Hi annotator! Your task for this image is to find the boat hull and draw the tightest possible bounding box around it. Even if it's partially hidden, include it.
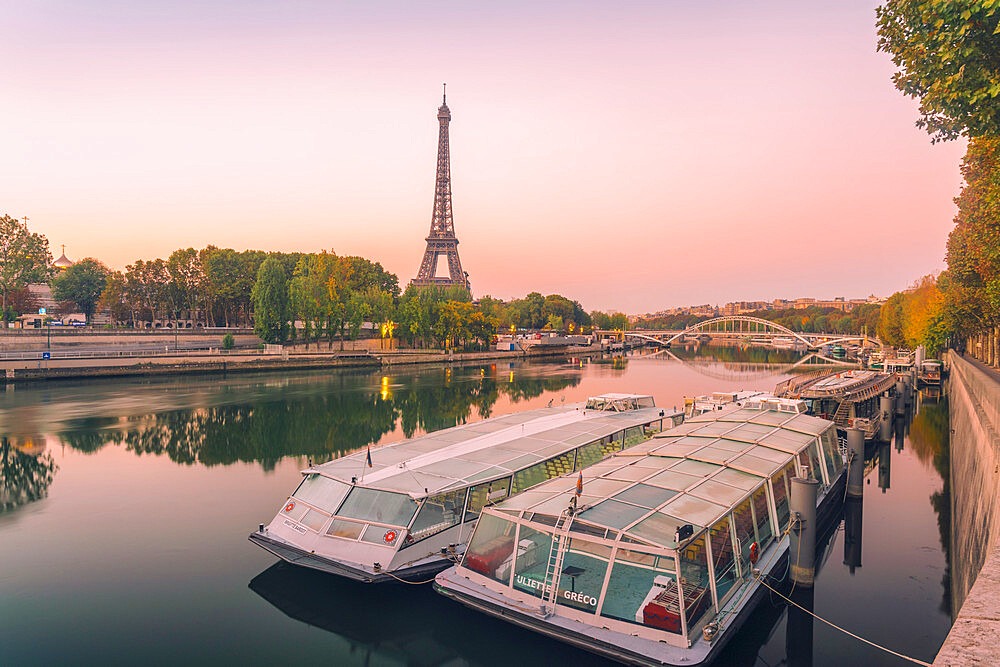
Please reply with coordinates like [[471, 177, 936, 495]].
[[434, 470, 846, 666], [248, 531, 454, 584]]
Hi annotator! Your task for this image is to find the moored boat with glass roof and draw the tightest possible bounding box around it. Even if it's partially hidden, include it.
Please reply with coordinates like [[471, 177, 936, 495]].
[[775, 369, 894, 441], [250, 393, 683, 583], [684, 390, 766, 418], [434, 397, 845, 666]]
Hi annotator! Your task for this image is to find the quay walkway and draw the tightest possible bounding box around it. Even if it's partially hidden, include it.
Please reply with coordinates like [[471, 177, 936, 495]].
[[0, 344, 604, 383], [934, 352, 1000, 666]]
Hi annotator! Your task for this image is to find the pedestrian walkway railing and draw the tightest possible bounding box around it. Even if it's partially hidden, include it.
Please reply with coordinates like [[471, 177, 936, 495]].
[[0, 348, 373, 361]]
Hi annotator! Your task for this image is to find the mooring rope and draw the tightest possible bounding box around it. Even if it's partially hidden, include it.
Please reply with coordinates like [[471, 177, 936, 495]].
[[379, 569, 439, 585], [753, 575, 933, 666]]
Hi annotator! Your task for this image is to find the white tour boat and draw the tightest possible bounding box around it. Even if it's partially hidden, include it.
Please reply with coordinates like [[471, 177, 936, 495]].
[[684, 390, 766, 418], [250, 393, 683, 583], [434, 397, 845, 665]]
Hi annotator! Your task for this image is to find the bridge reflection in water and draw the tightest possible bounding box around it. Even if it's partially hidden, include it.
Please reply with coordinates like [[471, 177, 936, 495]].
[[627, 343, 857, 383]]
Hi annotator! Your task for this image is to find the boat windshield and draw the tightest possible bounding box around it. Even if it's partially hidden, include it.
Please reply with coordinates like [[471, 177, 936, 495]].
[[334, 486, 419, 528], [291, 474, 352, 513]]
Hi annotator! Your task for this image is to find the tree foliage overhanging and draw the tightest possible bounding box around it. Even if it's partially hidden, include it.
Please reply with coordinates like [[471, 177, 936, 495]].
[[876, 0, 1000, 352], [877, 0, 1000, 143]]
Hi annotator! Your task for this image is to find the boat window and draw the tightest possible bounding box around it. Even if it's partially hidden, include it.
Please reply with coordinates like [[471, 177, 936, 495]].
[[325, 519, 364, 540], [797, 442, 826, 486], [512, 525, 554, 598], [613, 483, 678, 509], [731, 499, 755, 580], [525, 512, 558, 527], [335, 487, 418, 528], [280, 500, 308, 522], [463, 513, 516, 584], [511, 451, 575, 494], [292, 474, 351, 513], [678, 533, 713, 632], [624, 426, 647, 449], [408, 488, 466, 543], [751, 484, 774, 549], [300, 509, 328, 532], [575, 440, 605, 470], [465, 477, 512, 520], [578, 500, 650, 530], [569, 520, 611, 540], [638, 396, 655, 408], [360, 524, 400, 547], [709, 516, 737, 603], [712, 467, 763, 491], [626, 512, 693, 548], [644, 469, 702, 491], [609, 430, 625, 452], [601, 556, 681, 632], [820, 429, 843, 477], [771, 462, 794, 533], [555, 538, 610, 613], [660, 494, 728, 528]]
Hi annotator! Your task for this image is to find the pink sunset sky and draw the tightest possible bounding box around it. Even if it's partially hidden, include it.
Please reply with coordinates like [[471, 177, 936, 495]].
[[1, 1, 966, 313]]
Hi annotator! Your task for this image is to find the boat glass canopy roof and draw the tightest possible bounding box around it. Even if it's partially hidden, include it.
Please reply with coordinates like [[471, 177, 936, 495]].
[[483, 403, 836, 549], [312, 394, 666, 498]]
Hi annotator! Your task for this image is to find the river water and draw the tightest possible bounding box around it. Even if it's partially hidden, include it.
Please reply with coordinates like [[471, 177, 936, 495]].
[[0, 349, 952, 665]]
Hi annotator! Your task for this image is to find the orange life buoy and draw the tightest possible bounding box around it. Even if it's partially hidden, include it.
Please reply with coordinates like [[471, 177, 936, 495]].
[[284, 502, 295, 512], [383, 530, 397, 544], [750, 542, 759, 564]]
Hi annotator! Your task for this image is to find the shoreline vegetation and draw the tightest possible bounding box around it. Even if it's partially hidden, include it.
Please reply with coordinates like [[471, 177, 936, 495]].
[[0, 221, 628, 355]]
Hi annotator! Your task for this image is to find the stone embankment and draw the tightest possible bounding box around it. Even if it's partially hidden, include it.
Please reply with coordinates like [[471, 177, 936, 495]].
[[933, 352, 1000, 666], [1, 344, 603, 383]]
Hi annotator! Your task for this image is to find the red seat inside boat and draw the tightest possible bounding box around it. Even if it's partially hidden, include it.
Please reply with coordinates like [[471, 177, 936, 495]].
[[465, 536, 514, 577]]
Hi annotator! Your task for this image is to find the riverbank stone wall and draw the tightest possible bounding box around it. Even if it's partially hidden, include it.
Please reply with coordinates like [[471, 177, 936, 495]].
[[934, 352, 1000, 666]]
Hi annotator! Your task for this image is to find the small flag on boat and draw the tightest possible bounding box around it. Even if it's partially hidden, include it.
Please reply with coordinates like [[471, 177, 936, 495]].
[[576, 471, 583, 496], [366, 447, 373, 468]]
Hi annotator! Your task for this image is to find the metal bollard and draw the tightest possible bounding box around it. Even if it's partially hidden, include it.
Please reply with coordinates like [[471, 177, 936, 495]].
[[789, 476, 819, 587], [846, 427, 865, 499], [880, 394, 894, 442]]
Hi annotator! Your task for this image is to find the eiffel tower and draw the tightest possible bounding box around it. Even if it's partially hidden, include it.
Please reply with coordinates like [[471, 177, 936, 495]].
[[411, 84, 471, 293]]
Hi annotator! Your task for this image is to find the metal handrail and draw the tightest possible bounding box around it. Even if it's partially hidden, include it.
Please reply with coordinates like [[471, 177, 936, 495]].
[[0, 348, 373, 361]]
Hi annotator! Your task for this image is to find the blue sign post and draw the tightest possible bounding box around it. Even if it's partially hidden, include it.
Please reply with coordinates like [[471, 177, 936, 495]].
[[42, 352, 51, 360]]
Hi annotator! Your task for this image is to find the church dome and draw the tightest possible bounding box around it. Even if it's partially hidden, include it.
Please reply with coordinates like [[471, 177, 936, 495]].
[[53, 245, 73, 270]]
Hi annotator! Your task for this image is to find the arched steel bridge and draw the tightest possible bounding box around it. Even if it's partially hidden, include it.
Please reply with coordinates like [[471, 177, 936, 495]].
[[620, 347, 855, 382], [597, 315, 879, 350]]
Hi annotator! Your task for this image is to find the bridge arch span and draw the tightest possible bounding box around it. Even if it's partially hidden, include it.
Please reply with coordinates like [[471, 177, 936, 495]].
[[663, 316, 812, 347]]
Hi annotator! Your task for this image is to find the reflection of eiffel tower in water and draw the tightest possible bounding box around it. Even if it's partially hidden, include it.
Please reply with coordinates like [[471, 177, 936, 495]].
[[411, 84, 471, 293]]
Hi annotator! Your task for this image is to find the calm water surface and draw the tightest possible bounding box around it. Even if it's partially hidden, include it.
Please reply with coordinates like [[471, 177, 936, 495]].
[[0, 350, 951, 665]]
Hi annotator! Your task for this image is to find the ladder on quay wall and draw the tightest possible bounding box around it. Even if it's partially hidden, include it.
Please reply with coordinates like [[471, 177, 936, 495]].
[[541, 509, 573, 615]]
